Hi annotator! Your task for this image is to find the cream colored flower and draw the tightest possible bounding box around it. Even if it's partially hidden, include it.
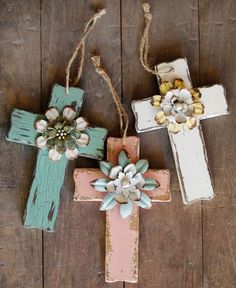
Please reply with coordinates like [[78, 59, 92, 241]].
[[151, 79, 204, 133], [91, 150, 160, 219], [35, 106, 89, 161]]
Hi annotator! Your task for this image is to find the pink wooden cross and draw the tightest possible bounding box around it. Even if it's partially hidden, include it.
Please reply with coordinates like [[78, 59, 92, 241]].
[[73, 136, 171, 283]]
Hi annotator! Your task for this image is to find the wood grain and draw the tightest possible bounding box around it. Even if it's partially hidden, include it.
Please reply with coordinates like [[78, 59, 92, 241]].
[[121, 0, 203, 287], [0, 0, 235, 287], [41, 0, 122, 287], [0, 1, 42, 287], [199, 0, 236, 287]]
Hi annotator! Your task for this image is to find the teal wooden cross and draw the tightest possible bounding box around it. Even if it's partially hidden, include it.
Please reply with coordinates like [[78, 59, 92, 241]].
[[7, 84, 107, 232]]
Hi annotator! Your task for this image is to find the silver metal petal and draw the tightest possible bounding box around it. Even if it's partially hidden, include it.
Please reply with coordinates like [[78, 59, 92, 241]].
[[175, 111, 187, 123], [109, 165, 122, 179], [120, 200, 132, 219]]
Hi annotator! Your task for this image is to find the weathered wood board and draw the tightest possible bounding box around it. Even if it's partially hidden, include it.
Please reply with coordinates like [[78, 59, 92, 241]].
[[74, 137, 171, 283], [7, 84, 107, 231], [132, 58, 229, 204]]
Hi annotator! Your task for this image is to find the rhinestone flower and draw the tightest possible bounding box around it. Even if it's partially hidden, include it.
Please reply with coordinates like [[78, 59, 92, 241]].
[[35, 106, 89, 161]]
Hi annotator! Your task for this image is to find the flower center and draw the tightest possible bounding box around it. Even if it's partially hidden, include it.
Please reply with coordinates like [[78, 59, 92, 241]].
[[56, 129, 68, 140], [173, 100, 187, 113], [121, 176, 131, 188]]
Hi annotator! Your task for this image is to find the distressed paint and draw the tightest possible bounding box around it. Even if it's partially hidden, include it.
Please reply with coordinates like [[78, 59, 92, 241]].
[[73, 169, 171, 202], [7, 109, 43, 146], [132, 58, 229, 204], [106, 137, 140, 283], [7, 84, 107, 231], [73, 136, 171, 283]]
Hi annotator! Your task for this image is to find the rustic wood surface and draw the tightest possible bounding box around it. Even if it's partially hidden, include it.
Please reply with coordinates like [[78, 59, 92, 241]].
[[0, 0, 235, 287]]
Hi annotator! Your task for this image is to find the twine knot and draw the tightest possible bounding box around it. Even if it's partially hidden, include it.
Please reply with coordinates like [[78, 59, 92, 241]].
[[142, 3, 152, 20], [96, 9, 106, 19]]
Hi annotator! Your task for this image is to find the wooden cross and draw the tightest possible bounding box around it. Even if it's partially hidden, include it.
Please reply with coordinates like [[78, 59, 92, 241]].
[[132, 58, 229, 204], [74, 136, 171, 283], [7, 84, 107, 232]]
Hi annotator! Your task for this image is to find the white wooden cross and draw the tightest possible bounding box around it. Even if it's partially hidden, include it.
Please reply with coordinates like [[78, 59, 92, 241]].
[[132, 58, 229, 204]]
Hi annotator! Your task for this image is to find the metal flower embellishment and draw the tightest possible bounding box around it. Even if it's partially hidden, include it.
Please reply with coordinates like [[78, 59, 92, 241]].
[[35, 106, 89, 161], [90, 150, 160, 219], [151, 79, 204, 133]]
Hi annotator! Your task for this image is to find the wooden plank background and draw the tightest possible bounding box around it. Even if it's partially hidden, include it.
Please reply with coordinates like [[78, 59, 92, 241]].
[[0, 0, 235, 287]]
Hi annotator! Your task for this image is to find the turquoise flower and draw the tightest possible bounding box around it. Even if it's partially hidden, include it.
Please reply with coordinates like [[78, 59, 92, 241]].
[[91, 150, 160, 218]]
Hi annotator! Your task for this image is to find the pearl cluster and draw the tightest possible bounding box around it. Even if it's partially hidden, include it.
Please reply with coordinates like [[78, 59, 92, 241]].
[[56, 129, 67, 140]]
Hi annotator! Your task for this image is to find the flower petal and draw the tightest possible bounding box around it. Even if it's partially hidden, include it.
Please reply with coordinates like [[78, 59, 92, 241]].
[[151, 95, 162, 107], [130, 177, 139, 186], [134, 173, 145, 188], [106, 181, 116, 192], [63, 106, 76, 120], [118, 172, 126, 181], [135, 192, 152, 209], [135, 159, 149, 174], [159, 81, 173, 95], [162, 103, 172, 116], [162, 91, 174, 104], [100, 192, 116, 211], [185, 117, 197, 129], [173, 79, 186, 89], [48, 148, 62, 161], [120, 200, 132, 219], [35, 119, 47, 133], [175, 111, 187, 124], [76, 117, 89, 131], [109, 165, 122, 179], [118, 150, 130, 168], [90, 178, 110, 192], [114, 193, 128, 204], [113, 178, 121, 186], [155, 111, 168, 125], [190, 88, 201, 101], [36, 136, 47, 149], [129, 189, 141, 201], [77, 133, 89, 147], [179, 89, 192, 104], [167, 122, 181, 134], [100, 161, 113, 176], [193, 102, 204, 116], [65, 148, 79, 160], [124, 163, 137, 175], [142, 178, 160, 190], [45, 107, 59, 121]]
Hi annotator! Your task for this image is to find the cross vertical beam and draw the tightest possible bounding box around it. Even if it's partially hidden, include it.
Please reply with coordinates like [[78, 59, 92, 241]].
[[74, 136, 171, 282]]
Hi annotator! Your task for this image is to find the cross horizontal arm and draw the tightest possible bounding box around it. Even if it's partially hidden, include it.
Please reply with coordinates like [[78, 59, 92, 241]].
[[199, 85, 229, 119], [7, 109, 42, 146], [132, 97, 161, 133], [74, 168, 171, 202], [78, 127, 108, 160]]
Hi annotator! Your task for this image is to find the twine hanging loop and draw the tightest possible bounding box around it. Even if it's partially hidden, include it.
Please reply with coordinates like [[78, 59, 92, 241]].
[[91, 55, 129, 146], [65, 9, 106, 95], [140, 3, 158, 76]]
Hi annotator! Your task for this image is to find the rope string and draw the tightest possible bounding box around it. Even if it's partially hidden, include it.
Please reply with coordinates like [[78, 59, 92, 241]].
[[140, 3, 157, 75], [65, 9, 106, 94], [91, 55, 129, 146]]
